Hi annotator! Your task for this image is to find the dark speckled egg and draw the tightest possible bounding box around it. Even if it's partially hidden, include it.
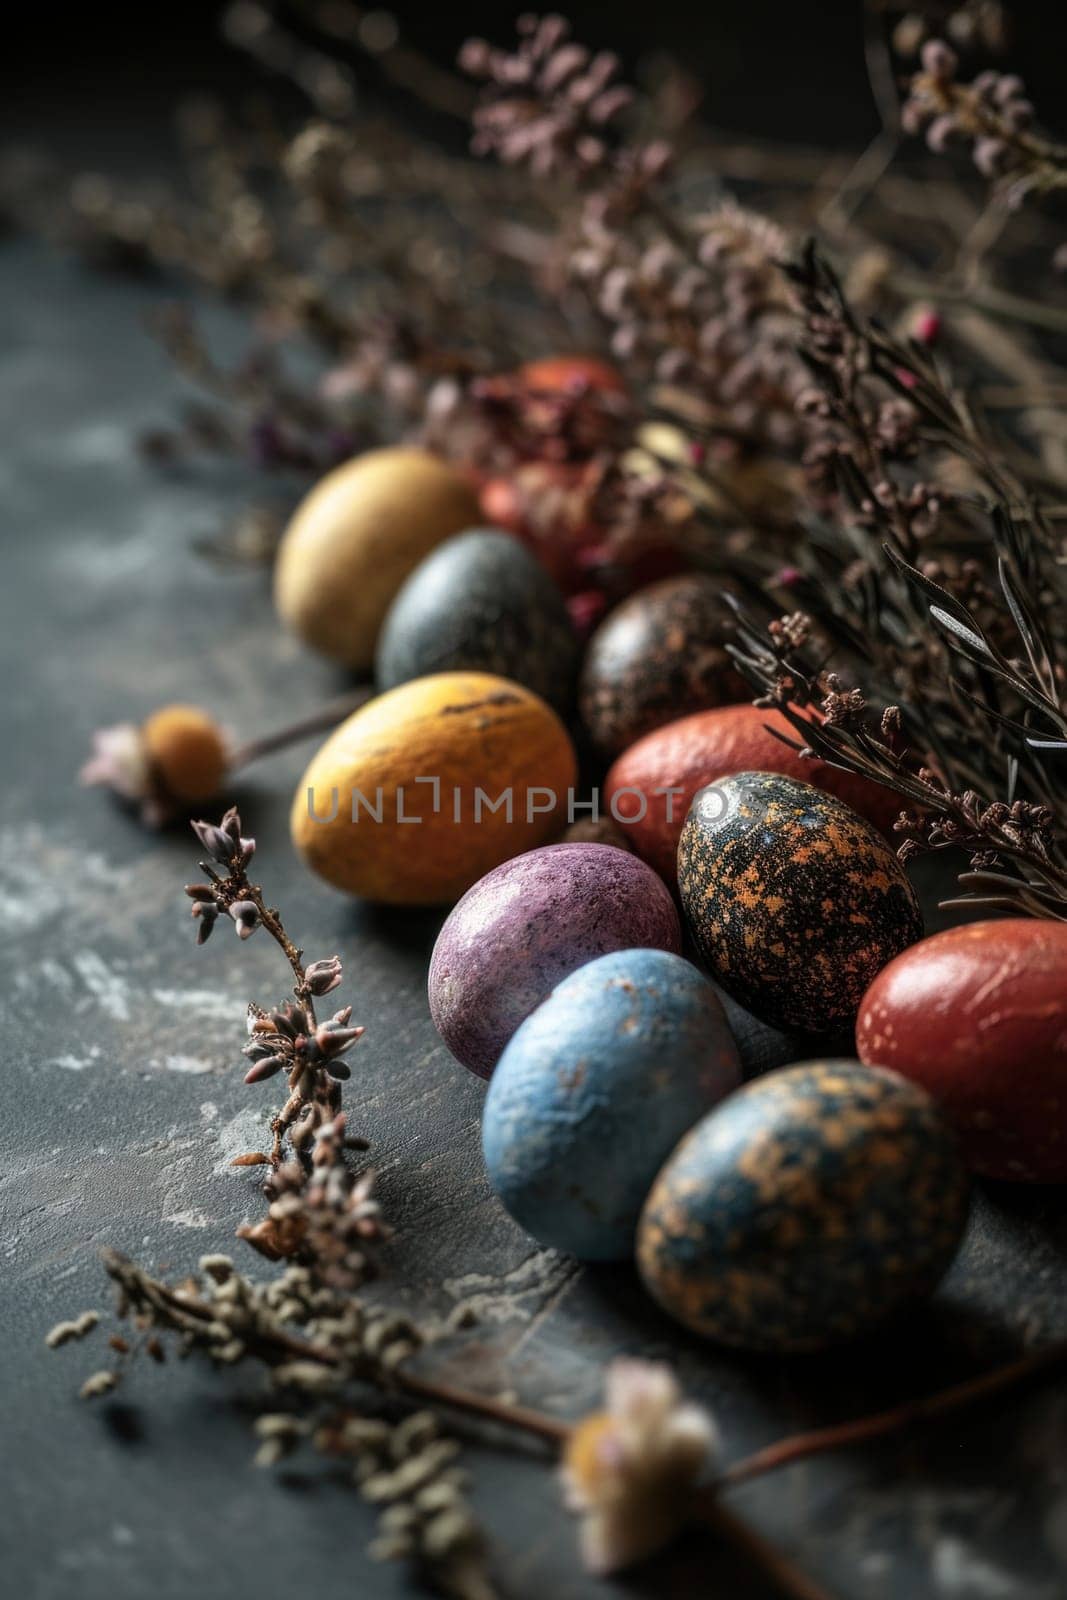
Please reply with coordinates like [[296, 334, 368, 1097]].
[[637, 1060, 969, 1350], [579, 575, 744, 759], [482, 949, 741, 1260], [678, 771, 922, 1033], [376, 529, 580, 713]]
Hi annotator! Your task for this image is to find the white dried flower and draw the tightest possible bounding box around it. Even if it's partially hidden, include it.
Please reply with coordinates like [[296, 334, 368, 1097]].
[[560, 1358, 718, 1574]]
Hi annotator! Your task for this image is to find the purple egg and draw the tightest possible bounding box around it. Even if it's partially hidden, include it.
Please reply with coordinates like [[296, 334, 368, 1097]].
[[428, 843, 682, 1078]]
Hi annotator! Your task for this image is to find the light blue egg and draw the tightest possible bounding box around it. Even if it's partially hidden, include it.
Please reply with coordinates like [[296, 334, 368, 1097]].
[[481, 948, 741, 1260]]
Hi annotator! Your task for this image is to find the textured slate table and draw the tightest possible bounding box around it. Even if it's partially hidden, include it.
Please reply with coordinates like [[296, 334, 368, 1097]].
[[3, 235, 1066, 1600]]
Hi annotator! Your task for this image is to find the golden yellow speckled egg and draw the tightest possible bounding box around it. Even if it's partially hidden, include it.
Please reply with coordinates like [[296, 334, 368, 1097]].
[[290, 671, 578, 905], [274, 448, 481, 670]]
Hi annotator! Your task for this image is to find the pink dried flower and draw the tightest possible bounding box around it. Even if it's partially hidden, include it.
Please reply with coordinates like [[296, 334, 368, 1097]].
[[561, 1359, 718, 1574]]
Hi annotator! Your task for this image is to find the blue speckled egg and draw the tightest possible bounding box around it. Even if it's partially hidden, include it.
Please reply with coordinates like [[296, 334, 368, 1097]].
[[482, 949, 741, 1261], [637, 1060, 969, 1350]]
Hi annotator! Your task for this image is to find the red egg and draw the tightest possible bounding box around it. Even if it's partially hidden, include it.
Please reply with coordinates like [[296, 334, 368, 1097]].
[[603, 703, 901, 886], [515, 354, 626, 395], [857, 919, 1067, 1183]]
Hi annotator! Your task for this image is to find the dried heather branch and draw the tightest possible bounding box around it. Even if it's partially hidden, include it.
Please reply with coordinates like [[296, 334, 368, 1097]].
[[184, 807, 364, 1161], [903, 40, 1067, 213]]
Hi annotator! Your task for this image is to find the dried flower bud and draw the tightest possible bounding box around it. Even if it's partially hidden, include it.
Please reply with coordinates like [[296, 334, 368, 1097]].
[[244, 1054, 287, 1085], [192, 817, 237, 864], [304, 955, 343, 996], [562, 1359, 718, 1574], [921, 39, 958, 82], [229, 900, 260, 940]]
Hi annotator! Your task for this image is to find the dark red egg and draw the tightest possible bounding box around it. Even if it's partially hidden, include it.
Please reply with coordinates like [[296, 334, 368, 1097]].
[[604, 703, 902, 887], [857, 919, 1067, 1183]]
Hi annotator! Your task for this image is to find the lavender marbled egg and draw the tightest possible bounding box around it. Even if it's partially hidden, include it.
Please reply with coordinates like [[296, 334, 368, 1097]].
[[428, 844, 682, 1078], [483, 949, 741, 1259]]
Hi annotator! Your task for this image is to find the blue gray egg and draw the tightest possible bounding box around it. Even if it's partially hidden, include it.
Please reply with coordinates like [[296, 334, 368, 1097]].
[[637, 1060, 969, 1350], [375, 528, 580, 712], [481, 948, 741, 1260]]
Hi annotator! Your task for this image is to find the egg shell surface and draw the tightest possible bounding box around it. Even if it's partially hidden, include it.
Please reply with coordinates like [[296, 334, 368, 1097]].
[[482, 949, 741, 1259], [605, 703, 901, 886], [579, 575, 745, 759], [677, 771, 922, 1033], [376, 529, 579, 712], [291, 672, 577, 906], [429, 843, 682, 1078], [857, 918, 1067, 1182], [637, 1060, 969, 1350], [274, 448, 480, 670]]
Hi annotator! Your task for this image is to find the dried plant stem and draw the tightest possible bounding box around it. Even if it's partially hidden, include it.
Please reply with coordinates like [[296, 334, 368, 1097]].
[[698, 1502, 840, 1600], [715, 1336, 1067, 1491], [227, 686, 373, 771], [102, 1249, 1067, 1506]]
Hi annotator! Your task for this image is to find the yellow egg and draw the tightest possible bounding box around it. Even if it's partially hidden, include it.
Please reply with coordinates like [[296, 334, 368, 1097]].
[[291, 672, 578, 905], [274, 448, 480, 670]]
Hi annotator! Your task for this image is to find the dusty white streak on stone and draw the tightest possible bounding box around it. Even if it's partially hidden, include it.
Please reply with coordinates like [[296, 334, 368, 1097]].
[[151, 986, 239, 1022], [74, 950, 131, 1020], [164, 1208, 213, 1229], [159, 1054, 215, 1076], [932, 1538, 1049, 1598], [214, 1106, 272, 1174], [442, 1248, 575, 1324], [49, 1050, 102, 1071]]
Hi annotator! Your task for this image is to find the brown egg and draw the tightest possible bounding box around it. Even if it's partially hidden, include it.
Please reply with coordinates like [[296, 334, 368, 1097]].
[[579, 576, 745, 759], [605, 703, 902, 887], [857, 919, 1067, 1182], [290, 671, 577, 905], [274, 448, 480, 670]]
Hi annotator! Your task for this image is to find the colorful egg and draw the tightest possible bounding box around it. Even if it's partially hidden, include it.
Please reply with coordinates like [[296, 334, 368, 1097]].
[[482, 949, 741, 1259], [579, 576, 744, 759], [429, 843, 682, 1078], [605, 703, 902, 886], [678, 772, 922, 1033], [274, 448, 480, 670], [515, 354, 627, 395], [375, 529, 579, 712], [857, 919, 1067, 1183], [291, 672, 576, 905], [637, 1060, 969, 1350]]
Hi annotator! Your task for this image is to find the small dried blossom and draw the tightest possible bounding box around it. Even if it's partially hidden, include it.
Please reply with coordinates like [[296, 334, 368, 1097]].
[[80, 704, 229, 826], [902, 42, 1067, 213], [561, 1359, 718, 1575], [239, 1115, 385, 1288]]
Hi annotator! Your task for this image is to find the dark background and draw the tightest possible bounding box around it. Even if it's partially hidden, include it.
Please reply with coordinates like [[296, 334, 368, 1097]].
[[6, 0, 1067, 160]]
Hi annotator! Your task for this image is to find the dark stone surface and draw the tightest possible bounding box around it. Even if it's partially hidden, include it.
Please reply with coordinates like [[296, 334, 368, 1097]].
[[2, 236, 1066, 1600]]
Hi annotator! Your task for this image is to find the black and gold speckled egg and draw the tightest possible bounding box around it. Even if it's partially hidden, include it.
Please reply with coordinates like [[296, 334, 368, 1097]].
[[579, 575, 744, 759], [678, 771, 922, 1033], [636, 1060, 969, 1350]]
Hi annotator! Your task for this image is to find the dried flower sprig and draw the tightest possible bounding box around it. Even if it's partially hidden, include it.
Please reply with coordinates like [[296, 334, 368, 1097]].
[[185, 807, 363, 1160], [53, 1250, 1067, 1600], [726, 594, 1067, 919], [903, 39, 1067, 212]]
